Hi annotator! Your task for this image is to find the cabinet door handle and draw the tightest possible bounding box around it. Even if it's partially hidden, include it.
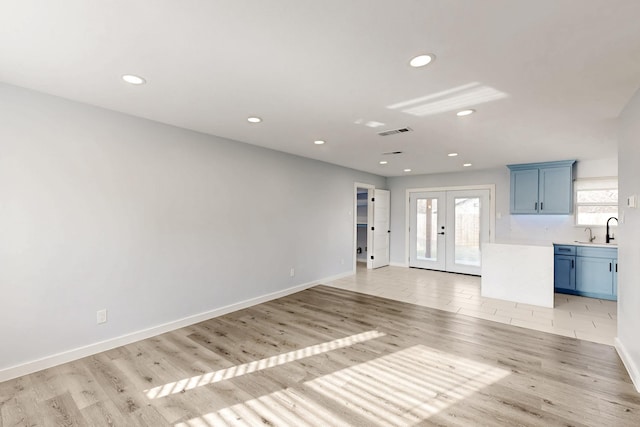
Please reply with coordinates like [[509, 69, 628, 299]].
[[609, 262, 612, 272], [540, 202, 543, 210], [616, 263, 618, 273], [534, 202, 538, 210], [559, 248, 570, 252], [571, 259, 574, 268]]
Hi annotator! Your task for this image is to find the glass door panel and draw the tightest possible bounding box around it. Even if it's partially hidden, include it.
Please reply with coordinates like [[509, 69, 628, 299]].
[[445, 190, 489, 275], [453, 197, 481, 267], [410, 192, 445, 270], [416, 198, 438, 261]]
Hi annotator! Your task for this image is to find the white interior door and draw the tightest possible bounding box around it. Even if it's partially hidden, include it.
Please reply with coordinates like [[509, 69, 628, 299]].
[[410, 189, 490, 275], [370, 189, 390, 269], [409, 192, 446, 270]]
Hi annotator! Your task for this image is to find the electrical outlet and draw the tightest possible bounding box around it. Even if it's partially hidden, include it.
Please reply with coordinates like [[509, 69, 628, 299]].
[[97, 309, 107, 324], [290, 267, 295, 277]]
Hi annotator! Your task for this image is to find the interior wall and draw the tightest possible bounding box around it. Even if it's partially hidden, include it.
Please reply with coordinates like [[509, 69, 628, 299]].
[[617, 87, 640, 389], [0, 83, 385, 373], [387, 158, 617, 266]]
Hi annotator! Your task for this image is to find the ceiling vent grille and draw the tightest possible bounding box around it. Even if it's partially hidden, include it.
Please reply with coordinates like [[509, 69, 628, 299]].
[[378, 127, 412, 136]]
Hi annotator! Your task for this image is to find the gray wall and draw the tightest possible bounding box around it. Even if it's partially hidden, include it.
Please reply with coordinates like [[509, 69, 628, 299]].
[[387, 159, 617, 265], [0, 83, 385, 372], [618, 87, 640, 387]]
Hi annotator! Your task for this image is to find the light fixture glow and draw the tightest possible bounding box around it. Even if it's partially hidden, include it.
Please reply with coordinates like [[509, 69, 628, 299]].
[[448, 153, 458, 157], [457, 109, 476, 117], [463, 163, 472, 167], [379, 161, 388, 165], [409, 54, 435, 68], [404, 169, 412, 172], [314, 140, 326, 145], [122, 74, 146, 85], [247, 117, 262, 123]]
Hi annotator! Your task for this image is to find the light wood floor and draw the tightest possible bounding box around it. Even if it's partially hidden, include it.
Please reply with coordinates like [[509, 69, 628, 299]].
[[1, 285, 638, 426], [328, 264, 617, 346]]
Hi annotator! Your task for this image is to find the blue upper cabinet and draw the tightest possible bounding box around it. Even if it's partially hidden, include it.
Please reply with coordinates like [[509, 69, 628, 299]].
[[511, 169, 539, 213], [508, 160, 575, 214]]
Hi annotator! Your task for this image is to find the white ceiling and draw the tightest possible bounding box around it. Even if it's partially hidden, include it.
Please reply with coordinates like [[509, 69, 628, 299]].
[[1, 1, 639, 177]]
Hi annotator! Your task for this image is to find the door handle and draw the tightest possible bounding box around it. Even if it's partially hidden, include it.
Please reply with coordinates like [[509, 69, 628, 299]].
[[571, 260, 574, 268], [609, 262, 612, 272], [438, 232, 445, 235], [540, 202, 543, 210], [535, 202, 538, 210]]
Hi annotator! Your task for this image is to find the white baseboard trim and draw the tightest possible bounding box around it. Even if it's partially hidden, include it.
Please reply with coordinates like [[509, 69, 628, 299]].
[[0, 273, 349, 383], [318, 270, 354, 283], [390, 261, 409, 267], [615, 337, 640, 393]]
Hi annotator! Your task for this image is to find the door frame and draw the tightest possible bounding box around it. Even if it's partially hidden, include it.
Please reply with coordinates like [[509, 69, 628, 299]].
[[354, 182, 376, 273], [404, 184, 496, 268]]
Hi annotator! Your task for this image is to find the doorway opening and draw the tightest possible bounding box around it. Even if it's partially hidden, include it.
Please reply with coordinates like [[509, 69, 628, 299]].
[[354, 183, 390, 273], [356, 188, 369, 265]]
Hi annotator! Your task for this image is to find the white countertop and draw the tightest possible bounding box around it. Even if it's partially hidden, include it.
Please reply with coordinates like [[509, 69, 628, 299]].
[[490, 240, 618, 249], [554, 241, 618, 249]]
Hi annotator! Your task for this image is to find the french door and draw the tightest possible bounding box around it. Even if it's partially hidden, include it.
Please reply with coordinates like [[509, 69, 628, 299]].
[[409, 189, 490, 275]]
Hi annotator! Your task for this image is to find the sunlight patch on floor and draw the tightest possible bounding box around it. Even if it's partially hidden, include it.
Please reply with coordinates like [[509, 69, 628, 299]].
[[305, 344, 510, 425], [145, 330, 386, 399], [174, 345, 510, 426]]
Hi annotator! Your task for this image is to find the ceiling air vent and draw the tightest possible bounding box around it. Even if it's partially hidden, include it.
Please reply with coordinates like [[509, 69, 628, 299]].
[[378, 127, 413, 136]]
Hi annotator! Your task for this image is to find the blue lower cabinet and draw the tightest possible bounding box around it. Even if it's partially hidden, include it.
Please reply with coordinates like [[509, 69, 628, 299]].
[[554, 255, 576, 291], [553, 244, 617, 300], [576, 257, 614, 298]]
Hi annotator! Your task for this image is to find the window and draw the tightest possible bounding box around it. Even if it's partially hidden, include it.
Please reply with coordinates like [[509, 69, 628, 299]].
[[574, 178, 618, 226]]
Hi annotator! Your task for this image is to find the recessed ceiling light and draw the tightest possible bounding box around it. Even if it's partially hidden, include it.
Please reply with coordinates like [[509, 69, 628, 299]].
[[379, 161, 388, 165], [247, 117, 262, 123], [122, 74, 146, 85], [409, 54, 435, 68], [314, 140, 326, 145], [448, 153, 458, 157], [404, 168, 412, 172], [457, 109, 476, 117], [463, 163, 472, 167]]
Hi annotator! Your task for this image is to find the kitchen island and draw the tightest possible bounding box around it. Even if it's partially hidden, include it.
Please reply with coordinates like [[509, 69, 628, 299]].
[[481, 241, 554, 308]]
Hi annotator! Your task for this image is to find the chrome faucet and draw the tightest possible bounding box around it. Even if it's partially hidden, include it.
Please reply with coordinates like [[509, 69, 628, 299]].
[[584, 227, 596, 243], [606, 217, 618, 243]]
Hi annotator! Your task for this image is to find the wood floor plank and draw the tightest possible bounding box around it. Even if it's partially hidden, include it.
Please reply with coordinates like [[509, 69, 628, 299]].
[[1, 281, 639, 426], [40, 391, 88, 426], [1, 388, 46, 427]]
